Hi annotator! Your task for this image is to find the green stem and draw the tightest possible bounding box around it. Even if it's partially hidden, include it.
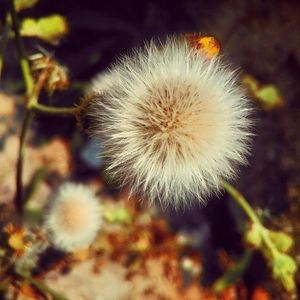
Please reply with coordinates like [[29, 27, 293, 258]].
[[222, 181, 260, 224], [8, 0, 77, 217], [222, 181, 278, 259], [23, 167, 48, 206], [15, 110, 34, 215], [6, 0, 34, 96], [260, 227, 279, 259], [15, 103, 75, 215], [15, 269, 69, 300], [31, 103, 77, 115], [7, 0, 37, 217], [213, 249, 253, 292], [0, 14, 10, 79]]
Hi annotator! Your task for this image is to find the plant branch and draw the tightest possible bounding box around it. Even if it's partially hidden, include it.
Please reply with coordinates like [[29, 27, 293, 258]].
[[222, 181, 278, 258], [23, 167, 48, 206], [0, 14, 10, 79], [8, 0, 77, 217], [7, 0, 36, 217], [6, 0, 34, 96], [31, 103, 78, 115], [8, 0, 35, 216], [222, 181, 260, 224], [15, 110, 34, 215], [213, 249, 253, 292], [15, 269, 69, 300]]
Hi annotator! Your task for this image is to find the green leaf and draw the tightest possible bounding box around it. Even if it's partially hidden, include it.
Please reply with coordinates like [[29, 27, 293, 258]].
[[14, 0, 39, 11], [255, 85, 283, 110], [271, 252, 297, 292], [242, 75, 283, 110], [23, 167, 48, 206], [269, 230, 294, 253], [242, 75, 259, 93], [213, 249, 253, 292], [104, 207, 132, 224], [20, 15, 68, 44], [244, 223, 262, 249]]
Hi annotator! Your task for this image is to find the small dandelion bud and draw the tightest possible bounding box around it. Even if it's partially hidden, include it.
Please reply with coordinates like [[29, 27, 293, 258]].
[[45, 183, 102, 252], [244, 223, 262, 249], [89, 37, 252, 207], [268, 231, 294, 253], [271, 252, 297, 292]]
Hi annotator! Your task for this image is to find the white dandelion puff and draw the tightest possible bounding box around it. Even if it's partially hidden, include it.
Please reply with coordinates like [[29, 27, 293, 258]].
[[45, 183, 102, 252], [89, 37, 253, 207]]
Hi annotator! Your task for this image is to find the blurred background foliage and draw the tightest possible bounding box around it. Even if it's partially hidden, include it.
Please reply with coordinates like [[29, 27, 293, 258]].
[[1, 0, 300, 299]]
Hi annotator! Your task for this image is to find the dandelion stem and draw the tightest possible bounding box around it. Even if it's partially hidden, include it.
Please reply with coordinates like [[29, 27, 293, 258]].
[[0, 14, 10, 80], [8, 0, 77, 216], [7, 0, 37, 217], [222, 181, 278, 258], [13, 100, 76, 217], [222, 181, 260, 224], [15, 269, 69, 300], [15, 110, 34, 215]]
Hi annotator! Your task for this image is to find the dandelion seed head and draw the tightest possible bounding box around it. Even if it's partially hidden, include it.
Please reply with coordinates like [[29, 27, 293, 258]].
[[89, 37, 253, 207], [55, 200, 89, 234], [45, 183, 102, 251]]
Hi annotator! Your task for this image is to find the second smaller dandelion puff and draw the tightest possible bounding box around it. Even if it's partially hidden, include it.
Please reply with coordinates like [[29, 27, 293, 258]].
[[45, 183, 102, 252]]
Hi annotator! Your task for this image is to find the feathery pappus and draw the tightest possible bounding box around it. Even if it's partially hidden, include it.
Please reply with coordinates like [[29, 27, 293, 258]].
[[89, 37, 252, 207], [45, 183, 102, 251]]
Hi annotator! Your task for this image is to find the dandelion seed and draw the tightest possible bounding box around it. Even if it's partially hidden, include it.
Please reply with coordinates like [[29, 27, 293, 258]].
[[89, 37, 252, 207], [45, 183, 102, 251]]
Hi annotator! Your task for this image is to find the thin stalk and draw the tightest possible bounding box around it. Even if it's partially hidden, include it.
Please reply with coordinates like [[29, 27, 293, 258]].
[[259, 226, 279, 259], [7, 0, 36, 217], [15, 269, 69, 300], [6, 0, 34, 95], [0, 15, 10, 79], [213, 249, 253, 292], [15, 110, 34, 215], [23, 167, 48, 205], [31, 103, 78, 115], [222, 181, 278, 259], [222, 181, 260, 224], [8, 0, 77, 217]]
